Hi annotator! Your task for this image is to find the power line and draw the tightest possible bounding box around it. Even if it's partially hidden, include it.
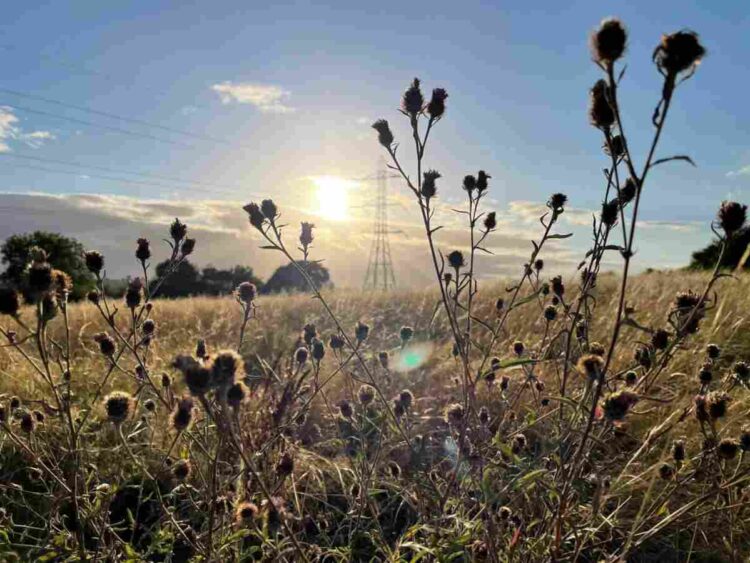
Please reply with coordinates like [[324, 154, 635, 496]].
[[0, 87, 245, 148], [1, 102, 196, 148], [0, 152, 246, 192]]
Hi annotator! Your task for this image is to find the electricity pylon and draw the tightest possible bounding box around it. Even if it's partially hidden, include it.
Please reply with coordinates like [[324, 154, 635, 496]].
[[363, 165, 397, 290]]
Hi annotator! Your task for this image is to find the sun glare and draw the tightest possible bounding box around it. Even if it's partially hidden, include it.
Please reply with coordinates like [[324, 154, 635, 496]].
[[313, 176, 351, 220]]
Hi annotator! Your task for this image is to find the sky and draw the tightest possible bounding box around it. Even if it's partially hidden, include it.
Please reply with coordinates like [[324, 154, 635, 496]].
[[0, 0, 748, 287]]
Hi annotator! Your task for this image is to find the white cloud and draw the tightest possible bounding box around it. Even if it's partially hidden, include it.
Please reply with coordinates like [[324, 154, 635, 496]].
[[0, 106, 55, 151], [727, 165, 750, 178], [211, 82, 295, 114]]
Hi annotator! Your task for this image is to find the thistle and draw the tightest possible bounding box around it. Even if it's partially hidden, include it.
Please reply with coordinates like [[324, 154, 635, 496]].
[[104, 391, 134, 424]]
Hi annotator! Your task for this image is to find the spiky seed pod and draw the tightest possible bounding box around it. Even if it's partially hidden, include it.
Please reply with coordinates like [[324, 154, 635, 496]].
[[535, 380, 545, 392], [672, 440, 686, 462], [500, 375, 510, 391], [378, 351, 389, 369], [210, 350, 244, 389], [87, 290, 100, 305], [591, 18, 627, 64], [544, 305, 557, 322], [462, 175, 477, 193], [142, 319, 155, 336], [589, 79, 615, 130], [490, 357, 502, 373], [483, 211, 497, 231], [226, 382, 248, 408], [706, 391, 730, 421], [635, 346, 652, 369], [606, 134, 625, 157], [181, 238, 196, 257], [184, 365, 212, 396], [83, 250, 105, 277], [694, 395, 709, 423], [476, 170, 491, 193], [445, 403, 464, 426], [541, 398, 550, 407], [234, 502, 259, 526], [399, 389, 414, 410], [295, 347, 309, 366], [734, 361, 750, 383], [169, 218, 188, 243], [39, 293, 58, 322], [302, 323, 317, 345], [0, 405, 6, 423], [600, 198, 619, 228], [478, 406, 490, 426], [358, 384, 375, 406], [143, 399, 156, 412], [548, 193, 568, 212], [104, 392, 133, 424], [659, 463, 675, 480], [28, 262, 53, 296], [170, 397, 195, 432], [161, 373, 172, 388], [261, 199, 278, 220], [172, 459, 191, 481], [372, 119, 394, 148], [602, 390, 639, 421], [699, 365, 712, 384], [94, 333, 116, 357], [427, 88, 448, 119], [495, 298, 504, 312], [620, 178, 637, 204], [534, 259, 544, 271], [10, 396, 20, 410], [551, 276, 565, 298], [338, 400, 353, 419], [135, 238, 151, 263], [392, 398, 405, 418], [654, 30, 706, 76], [329, 334, 345, 350], [651, 329, 669, 351], [706, 344, 721, 359], [299, 222, 315, 249], [624, 371, 637, 386], [740, 426, 750, 452], [276, 452, 294, 477], [511, 434, 527, 454], [355, 321, 369, 342], [578, 354, 605, 379], [311, 339, 325, 362], [51, 269, 73, 298], [243, 202, 266, 229], [447, 250, 466, 269], [513, 341, 525, 356], [717, 438, 740, 460], [717, 201, 747, 236], [233, 282, 257, 307], [421, 170, 441, 199], [20, 411, 36, 433], [402, 78, 424, 117], [399, 326, 414, 344], [124, 278, 143, 310]]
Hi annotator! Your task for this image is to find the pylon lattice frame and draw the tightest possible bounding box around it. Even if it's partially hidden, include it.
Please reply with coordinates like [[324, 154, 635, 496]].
[[363, 168, 396, 290]]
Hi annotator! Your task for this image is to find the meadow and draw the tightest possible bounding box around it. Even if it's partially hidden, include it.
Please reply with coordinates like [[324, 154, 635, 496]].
[[2, 17, 750, 563]]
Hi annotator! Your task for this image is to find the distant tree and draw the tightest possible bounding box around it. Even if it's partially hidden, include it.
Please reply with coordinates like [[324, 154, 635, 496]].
[[152, 259, 202, 298], [689, 227, 750, 270], [0, 231, 95, 300], [261, 262, 331, 294], [201, 265, 263, 295]]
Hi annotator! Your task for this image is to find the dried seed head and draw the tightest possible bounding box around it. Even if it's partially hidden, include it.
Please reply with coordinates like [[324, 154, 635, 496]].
[[402, 78, 424, 117], [295, 347, 309, 366], [698, 364, 712, 384], [600, 198, 620, 228], [170, 218, 188, 243], [462, 175, 477, 193], [706, 343, 721, 359], [338, 400, 353, 419], [513, 341, 525, 356], [577, 354, 605, 379], [589, 79, 615, 130], [634, 346, 652, 369], [184, 364, 212, 396], [620, 178, 637, 204], [548, 193, 568, 212], [28, 261, 53, 296], [388, 461, 401, 478], [261, 199, 278, 220], [606, 134, 625, 157], [476, 170, 491, 192], [421, 170, 441, 199], [706, 391, 730, 420], [495, 298, 504, 312], [427, 88, 448, 119], [651, 329, 669, 351], [87, 290, 100, 305], [591, 18, 627, 64], [478, 406, 490, 426], [243, 202, 266, 229], [143, 399, 156, 413], [0, 405, 6, 423], [511, 434, 527, 454], [355, 321, 369, 342], [172, 459, 191, 481], [658, 463, 674, 480], [447, 250, 466, 269], [483, 211, 497, 231], [551, 276, 565, 298], [299, 222, 315, 250], [276, 451, 294, 477], [0, 287, 21, 317], [94, 332, 116, 357], [236, 281, 257, 304], [589, 342, 606, 356], [399, 389, 414, 410], [445, 403, 465, 425], [303, 323, 317, 345], [84, 250, 105, 276], [135, 238, 151, 263], [399, 326, 414, 344], [234, 501, 259, 526], [717, 438, 739, 460], [602, 390, 639, 421], [329, 334, 345, 350], [142, 319, 156, 336], [392, 398, 405, 418], [226, 382, 248, 408], [358, 384, 375, 406], [654, 30, 705, 76], [733, 361, 750, 382], [740, 426, 750, 452], [543, 305, 557, 322], [20, 411, 36, 433], [372, 119, 394, 148], [195, 339, 207, 360], [534, 259, 544, 271], [170, 397, 195, 432], [378, 350, 389, 369], [717, 201, 747, 237], [311, 338, 325, 361], [500, 375, 510, 391], [694, 394, 709, 422], [104, 391, 133, 424], [125, 278, 144, 309], [210, 350, 244, 389], [498, 506, 512, 520], [161, 373, 172, 388]]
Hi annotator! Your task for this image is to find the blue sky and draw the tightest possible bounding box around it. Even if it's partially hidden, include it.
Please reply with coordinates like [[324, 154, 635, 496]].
[[0, 1, 748, 285]]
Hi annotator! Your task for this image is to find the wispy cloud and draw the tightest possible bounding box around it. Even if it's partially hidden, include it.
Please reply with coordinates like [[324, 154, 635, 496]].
[[726, 165, 750, 178], [211, 82, 295, 114], [0, 106, 56, 152]]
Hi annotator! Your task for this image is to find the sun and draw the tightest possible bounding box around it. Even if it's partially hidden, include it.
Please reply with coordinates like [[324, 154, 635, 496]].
[[313, 176, 352, 220]]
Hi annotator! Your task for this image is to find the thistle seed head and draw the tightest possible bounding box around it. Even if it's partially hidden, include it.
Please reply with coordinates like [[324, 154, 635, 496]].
[[591, 18, 627, 65], [372, 119, 394, 148], [427, 88, 448, 119], [654, 30, 705, 76], [104, 391, 133, 424]]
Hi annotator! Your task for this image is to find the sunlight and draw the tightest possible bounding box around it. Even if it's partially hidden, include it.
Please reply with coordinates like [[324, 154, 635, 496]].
[[313, 176, 352, 220]]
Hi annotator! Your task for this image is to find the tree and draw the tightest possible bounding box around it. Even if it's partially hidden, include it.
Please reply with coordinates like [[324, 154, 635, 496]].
[[149, 260, 264, 298], [0, 231, 95, 301], [152, 259, 202, 298], [261, 262, 331, 294], [689, 227, 750, 270], [201, 265, 263, 295]]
